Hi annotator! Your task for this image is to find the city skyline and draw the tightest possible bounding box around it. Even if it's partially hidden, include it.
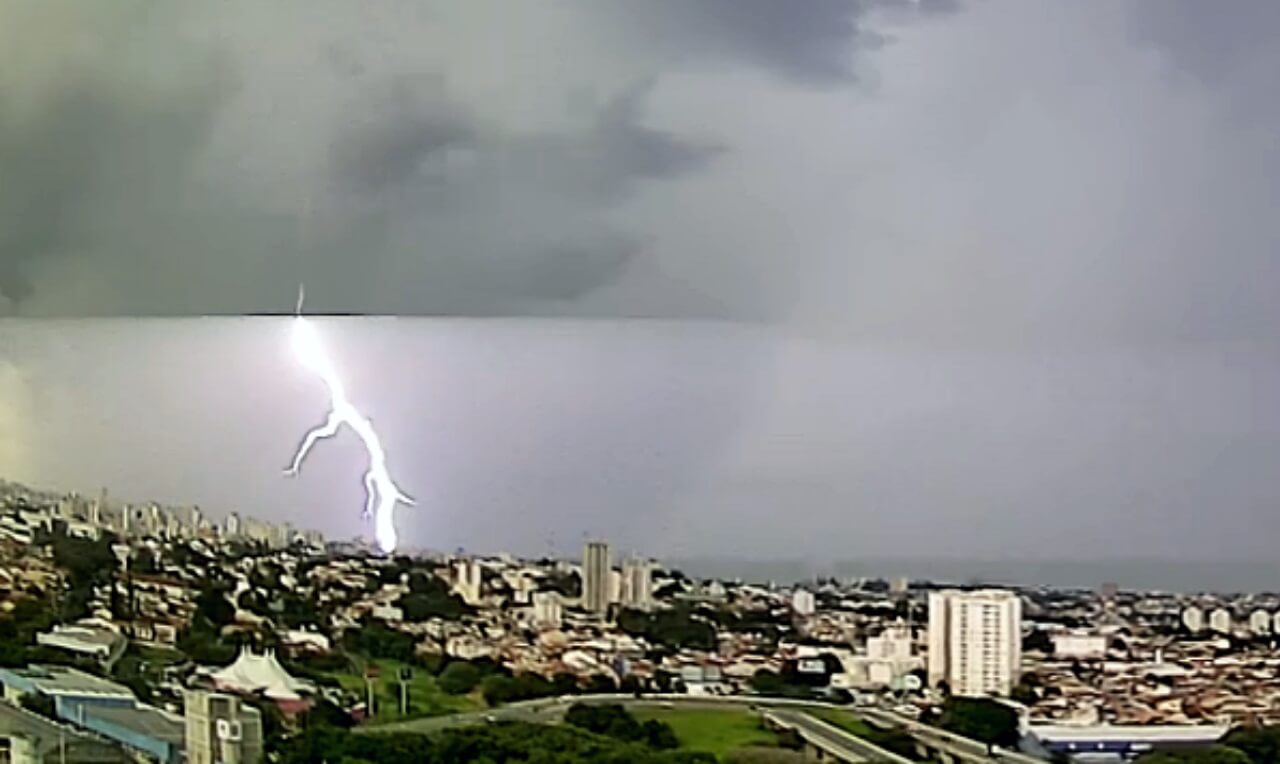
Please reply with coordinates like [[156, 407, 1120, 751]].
[[5, 318, 1280, 563]]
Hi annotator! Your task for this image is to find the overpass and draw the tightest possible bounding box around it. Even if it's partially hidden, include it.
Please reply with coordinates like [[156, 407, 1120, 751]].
[[765, 708, 915, 763], [858, 707, 1043, 764], [362, 694, 1048, 764]]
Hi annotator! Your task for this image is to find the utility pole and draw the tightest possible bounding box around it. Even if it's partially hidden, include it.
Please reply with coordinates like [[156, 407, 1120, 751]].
[[399, 666, 412, 716], [364, 664, 379, 719]]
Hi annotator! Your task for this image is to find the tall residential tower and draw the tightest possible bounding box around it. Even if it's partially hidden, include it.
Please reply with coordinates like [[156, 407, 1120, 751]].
[[927, 589, 1022, 697], [582, 541, 611, 614]]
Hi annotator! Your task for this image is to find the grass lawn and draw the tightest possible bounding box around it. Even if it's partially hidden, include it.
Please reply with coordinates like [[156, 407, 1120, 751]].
[[326, 657, 483, 724], [633, 707, 779, 759]]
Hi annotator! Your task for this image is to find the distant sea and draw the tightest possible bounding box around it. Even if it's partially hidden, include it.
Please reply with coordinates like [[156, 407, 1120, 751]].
[[664, 557, 1280, 595]]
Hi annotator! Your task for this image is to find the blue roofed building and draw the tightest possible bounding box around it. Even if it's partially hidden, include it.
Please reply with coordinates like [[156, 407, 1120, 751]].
[[0, 700, 128, 763], [62, 701, 185, 764], [0, 666, 135, 718], [0, 665, 185, 763], [1021, 724, 1231, 762]]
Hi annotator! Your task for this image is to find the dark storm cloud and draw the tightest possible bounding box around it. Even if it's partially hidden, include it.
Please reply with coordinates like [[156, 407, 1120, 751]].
[[2, 0, 1278, 347], [0, 0, 895, 316], [611, 0, 871, 82], [1129, 0, 1280, 83], [330, 77, 475, 195], [0, 76, 224, 303], [602, 0, 958, 83]]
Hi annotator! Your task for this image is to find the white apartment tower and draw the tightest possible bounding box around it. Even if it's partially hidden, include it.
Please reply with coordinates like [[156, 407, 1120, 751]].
[[225, 512, 241, 539], [621, 558, 654, 611], [927, 589, 1022, 697], [792, 589, 816, 617], [453, 559, 483, 606], [582, 541, 611, 614], [532, 591, 563, 629]]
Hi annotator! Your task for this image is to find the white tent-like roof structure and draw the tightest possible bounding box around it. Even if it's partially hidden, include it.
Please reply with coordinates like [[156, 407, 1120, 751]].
[[209, 648, 313, 700]]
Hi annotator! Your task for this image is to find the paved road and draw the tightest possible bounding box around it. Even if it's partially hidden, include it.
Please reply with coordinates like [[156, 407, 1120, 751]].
[[365, 698, 566, 734], [768, 709, 915, 764]]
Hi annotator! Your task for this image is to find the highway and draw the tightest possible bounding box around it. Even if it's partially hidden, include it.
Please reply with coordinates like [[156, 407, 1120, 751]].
[[858, 707, 1043, 764], [767, 708, 915, 764]]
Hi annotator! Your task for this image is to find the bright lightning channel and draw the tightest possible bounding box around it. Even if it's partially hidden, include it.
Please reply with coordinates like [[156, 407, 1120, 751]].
[[283, 285, 413, 553]]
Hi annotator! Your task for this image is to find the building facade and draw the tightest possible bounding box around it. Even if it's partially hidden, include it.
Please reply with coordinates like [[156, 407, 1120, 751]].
[[452, 559, 483, 606], [927, 589, 1022, 697], [620, 559, 653, 611], [532, 591, 562, 629], [582, 541, 611, 614], [183, 690, 263, 764], [792, 589, 816, 617]]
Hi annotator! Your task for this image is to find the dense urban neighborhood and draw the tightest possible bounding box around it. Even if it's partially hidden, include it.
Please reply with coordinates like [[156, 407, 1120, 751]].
[[3, 478, 1280, 764]]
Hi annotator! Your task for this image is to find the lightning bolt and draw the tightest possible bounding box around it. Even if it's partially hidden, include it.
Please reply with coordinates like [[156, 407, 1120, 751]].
[[283, 285, 413, 553]]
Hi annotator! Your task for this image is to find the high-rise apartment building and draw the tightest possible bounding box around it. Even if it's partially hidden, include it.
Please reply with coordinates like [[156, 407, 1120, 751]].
[[453, 559, 483, 606], [532, 591, 562, 629], [927, 589, 1021, 697], [183, 689, 264, 764], [1209, 608, 1232, 634], [582, 541, 611, 614], [867, 623, 913, 661], [621, 558, 654, 611], [792, 589, 816, 617]]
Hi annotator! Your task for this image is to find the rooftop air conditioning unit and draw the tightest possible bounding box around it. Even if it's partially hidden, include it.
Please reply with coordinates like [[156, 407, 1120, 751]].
[[216, 719, 242, 741]]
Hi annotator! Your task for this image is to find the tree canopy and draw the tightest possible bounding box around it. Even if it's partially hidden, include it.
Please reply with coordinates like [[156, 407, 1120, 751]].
[[564, 704, 679, 750], [938, 698, 1020, 750], [1221, 727, 1280, 764], [274, 721, 714, 764], [617, 606, 717, 652], [1137, 747, 1254, 764]]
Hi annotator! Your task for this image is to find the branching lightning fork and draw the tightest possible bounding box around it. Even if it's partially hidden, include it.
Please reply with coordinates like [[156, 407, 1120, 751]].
[[283, 285, 413, 552]]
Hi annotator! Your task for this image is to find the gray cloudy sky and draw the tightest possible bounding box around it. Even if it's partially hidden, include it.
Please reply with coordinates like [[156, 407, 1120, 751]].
[[2, 1, 1279, 560]]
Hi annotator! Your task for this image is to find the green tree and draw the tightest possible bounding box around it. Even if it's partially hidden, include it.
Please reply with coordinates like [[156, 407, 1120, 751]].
[[131, 547, 159, 575], [194, 586, 235, 630], [1137, 747, 1253, 764], [553, 671, 580, 695], [585, 674, 618, 694], [481, 673, 556, 706], [543, 571, 582, 599], [344, 622, 415, 662], [177, 628, 237, 665], [274, 721, 715, 764], [480, 675, 516, 706], [437, 661, 484, 695], [616, 606, 717, 652], [642, 719, 679, 750], [938, 698, 1020, 751], [1222, 726, 1280, 764], [566, 703, 643, 740], [1011, 681, 1039, 705], [749, 669, 811, 700], [1022, 629, 1053, 653]]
